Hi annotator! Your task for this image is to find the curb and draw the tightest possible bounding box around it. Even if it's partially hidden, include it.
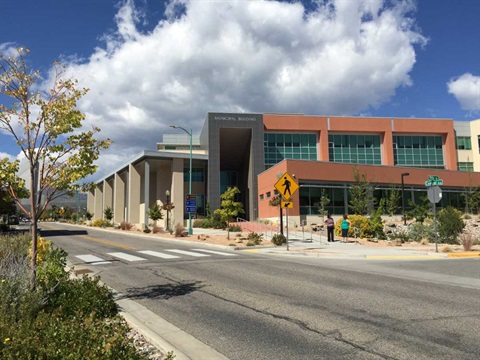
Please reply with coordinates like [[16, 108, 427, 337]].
[[446, 252, 480, 258]]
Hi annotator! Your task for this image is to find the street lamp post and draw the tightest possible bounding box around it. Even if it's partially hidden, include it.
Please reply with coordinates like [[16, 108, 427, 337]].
[[165, 190, 170, 231], [169, 125, 193, 235], [401, 172, 410, 226]]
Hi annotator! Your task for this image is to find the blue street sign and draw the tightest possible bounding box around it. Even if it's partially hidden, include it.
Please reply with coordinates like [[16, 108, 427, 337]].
[[186, 206, 196, 213], [186, 200, 196, 206]]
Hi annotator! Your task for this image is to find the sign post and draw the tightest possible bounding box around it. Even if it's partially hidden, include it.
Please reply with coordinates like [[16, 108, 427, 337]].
[[425, 176, 443, 253], [274, 172, 299, 250]]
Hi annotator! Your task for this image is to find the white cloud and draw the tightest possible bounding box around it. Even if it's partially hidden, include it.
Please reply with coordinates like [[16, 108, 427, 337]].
[[41, 0, 426, 181], [447, 73, 480, 112]]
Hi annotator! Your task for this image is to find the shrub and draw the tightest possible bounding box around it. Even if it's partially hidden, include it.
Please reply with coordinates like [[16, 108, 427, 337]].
[[420, 238, 429, 245], [92, 218, 111, 228], [271, 233, 286, 246], [152, 225, 164, 234], [437, 206, 465, 244], [143, 228, 151, 233], [459, 232, 476, 251], [120, 221, 133, 230], [194, 213, 225, 229], [104, 207, 114, 221], [174, 223, 186, 237], [247, 232, 262, 245], [387, 228, 410, 243], [440, 245, 453, 253], [336, 215, 372, 238], [408, 222, 434, 242], [228, 225, 242, 232], [29, 236, 52, 265]]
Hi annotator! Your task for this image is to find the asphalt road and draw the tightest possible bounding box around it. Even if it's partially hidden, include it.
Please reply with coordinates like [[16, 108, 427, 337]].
[[42, 223, 480, 360]]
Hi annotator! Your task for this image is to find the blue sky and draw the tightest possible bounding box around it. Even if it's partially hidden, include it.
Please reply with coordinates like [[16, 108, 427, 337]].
[[1, 0, 479, 181]]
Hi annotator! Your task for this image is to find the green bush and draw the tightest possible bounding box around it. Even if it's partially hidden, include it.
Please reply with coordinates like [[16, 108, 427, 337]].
[[228, 225, 242, 232], [437, 206, 465, 244], [247, 232, 262, 245], [193, 213, 225, 229], [92, 218, 111, 228], [335, 215, 372, 238], [408, 222, 434, 242], [387, 228, 410, 243], [0, 235, 147, 359], [271, 233, 286, 246]]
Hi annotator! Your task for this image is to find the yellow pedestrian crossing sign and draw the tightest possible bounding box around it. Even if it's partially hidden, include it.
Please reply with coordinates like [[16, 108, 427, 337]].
[[281, 201, 294, 208], [274, 172, 299, 200]]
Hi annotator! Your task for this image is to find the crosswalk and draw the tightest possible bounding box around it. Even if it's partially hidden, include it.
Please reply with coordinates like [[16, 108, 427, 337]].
[[74, 248, 238, 265]]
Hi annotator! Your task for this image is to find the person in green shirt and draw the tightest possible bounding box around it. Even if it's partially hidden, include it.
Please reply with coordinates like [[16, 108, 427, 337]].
[[341, 214, 351, 243]]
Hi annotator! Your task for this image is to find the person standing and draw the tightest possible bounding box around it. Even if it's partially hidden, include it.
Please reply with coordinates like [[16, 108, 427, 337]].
[[324, 214, 335, 242], [341, 214, 351, 243]]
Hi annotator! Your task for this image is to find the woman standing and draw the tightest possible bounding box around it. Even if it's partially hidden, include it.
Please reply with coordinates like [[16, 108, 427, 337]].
[[341, 214, 351, 243], [324, 214, 335, 242]]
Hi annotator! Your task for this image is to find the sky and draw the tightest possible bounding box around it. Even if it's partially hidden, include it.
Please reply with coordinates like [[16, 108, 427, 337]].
[[1, 0, 479, 182]]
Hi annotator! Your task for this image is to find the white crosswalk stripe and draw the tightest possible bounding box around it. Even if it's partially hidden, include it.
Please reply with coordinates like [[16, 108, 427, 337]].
[[107, 252, 147, 262], [191, 249, 238, 256], [166, 249, 210, 257], [75, 248, 241, 265], [75, 255, 111, 265], [138, 250, 180, 259]]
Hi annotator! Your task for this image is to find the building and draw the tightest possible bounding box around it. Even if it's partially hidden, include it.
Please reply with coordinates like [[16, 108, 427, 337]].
[[87, 113, 480, 228]]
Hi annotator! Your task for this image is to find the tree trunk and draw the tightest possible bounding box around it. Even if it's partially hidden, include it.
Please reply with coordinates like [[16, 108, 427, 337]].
[[29, 166, 37, 291]]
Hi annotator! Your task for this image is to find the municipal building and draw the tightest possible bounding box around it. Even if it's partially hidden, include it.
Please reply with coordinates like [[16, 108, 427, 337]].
[[87, 113, 480, 228]]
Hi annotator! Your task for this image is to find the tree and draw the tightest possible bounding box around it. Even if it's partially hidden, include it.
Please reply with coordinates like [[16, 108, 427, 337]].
[[462, 184, 480, 215], [385, 185, 400, 216], [317, 189, 330, 217], [214, 186, 245, 240], [349, 167, 374, 215], [147, 201, 163, 227], [407, 196, 431, 223], [0, 48, 110, 289]]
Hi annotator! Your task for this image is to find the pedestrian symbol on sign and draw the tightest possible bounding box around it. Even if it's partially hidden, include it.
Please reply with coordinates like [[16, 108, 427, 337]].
[[282, 177, 291, 197], [274, 172, 299, 201]]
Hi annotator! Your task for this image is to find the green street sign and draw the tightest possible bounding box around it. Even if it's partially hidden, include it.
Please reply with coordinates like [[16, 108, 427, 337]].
[[425, 179, 443, 187], [428, 175, 439, 181]]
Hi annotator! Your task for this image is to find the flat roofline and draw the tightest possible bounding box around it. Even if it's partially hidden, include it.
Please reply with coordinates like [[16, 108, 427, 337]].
[[263, 113, 453, 121], [95, 150, 208, 184]]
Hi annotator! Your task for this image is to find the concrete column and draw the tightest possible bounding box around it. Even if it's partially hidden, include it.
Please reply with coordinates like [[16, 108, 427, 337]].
[[114, 173, 125, 224], [94, 184, 103, 220], [128, 163, 141, 225], [171, 158, 185, 229], [103, 179, 113, 218], [87, 189, 95, 216], [157, 164, 171, 229], [142, 160, 150, 228]]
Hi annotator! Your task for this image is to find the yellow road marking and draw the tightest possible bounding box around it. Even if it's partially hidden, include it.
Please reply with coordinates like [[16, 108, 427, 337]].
[[242, 249, 260, 253], [78, 235, 137, 250], [366, 255, 444, 260], [447, 252, 480, 258]]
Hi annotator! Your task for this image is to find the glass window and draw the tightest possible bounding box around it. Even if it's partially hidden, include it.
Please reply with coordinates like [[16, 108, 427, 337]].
[[328, 134, 381, 165], [393, 135, 444, 169], [184, 168, 204, 182], [264, 132, 317, 167], [458, 162, 474, 172], [455, 136, 472, 150]]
